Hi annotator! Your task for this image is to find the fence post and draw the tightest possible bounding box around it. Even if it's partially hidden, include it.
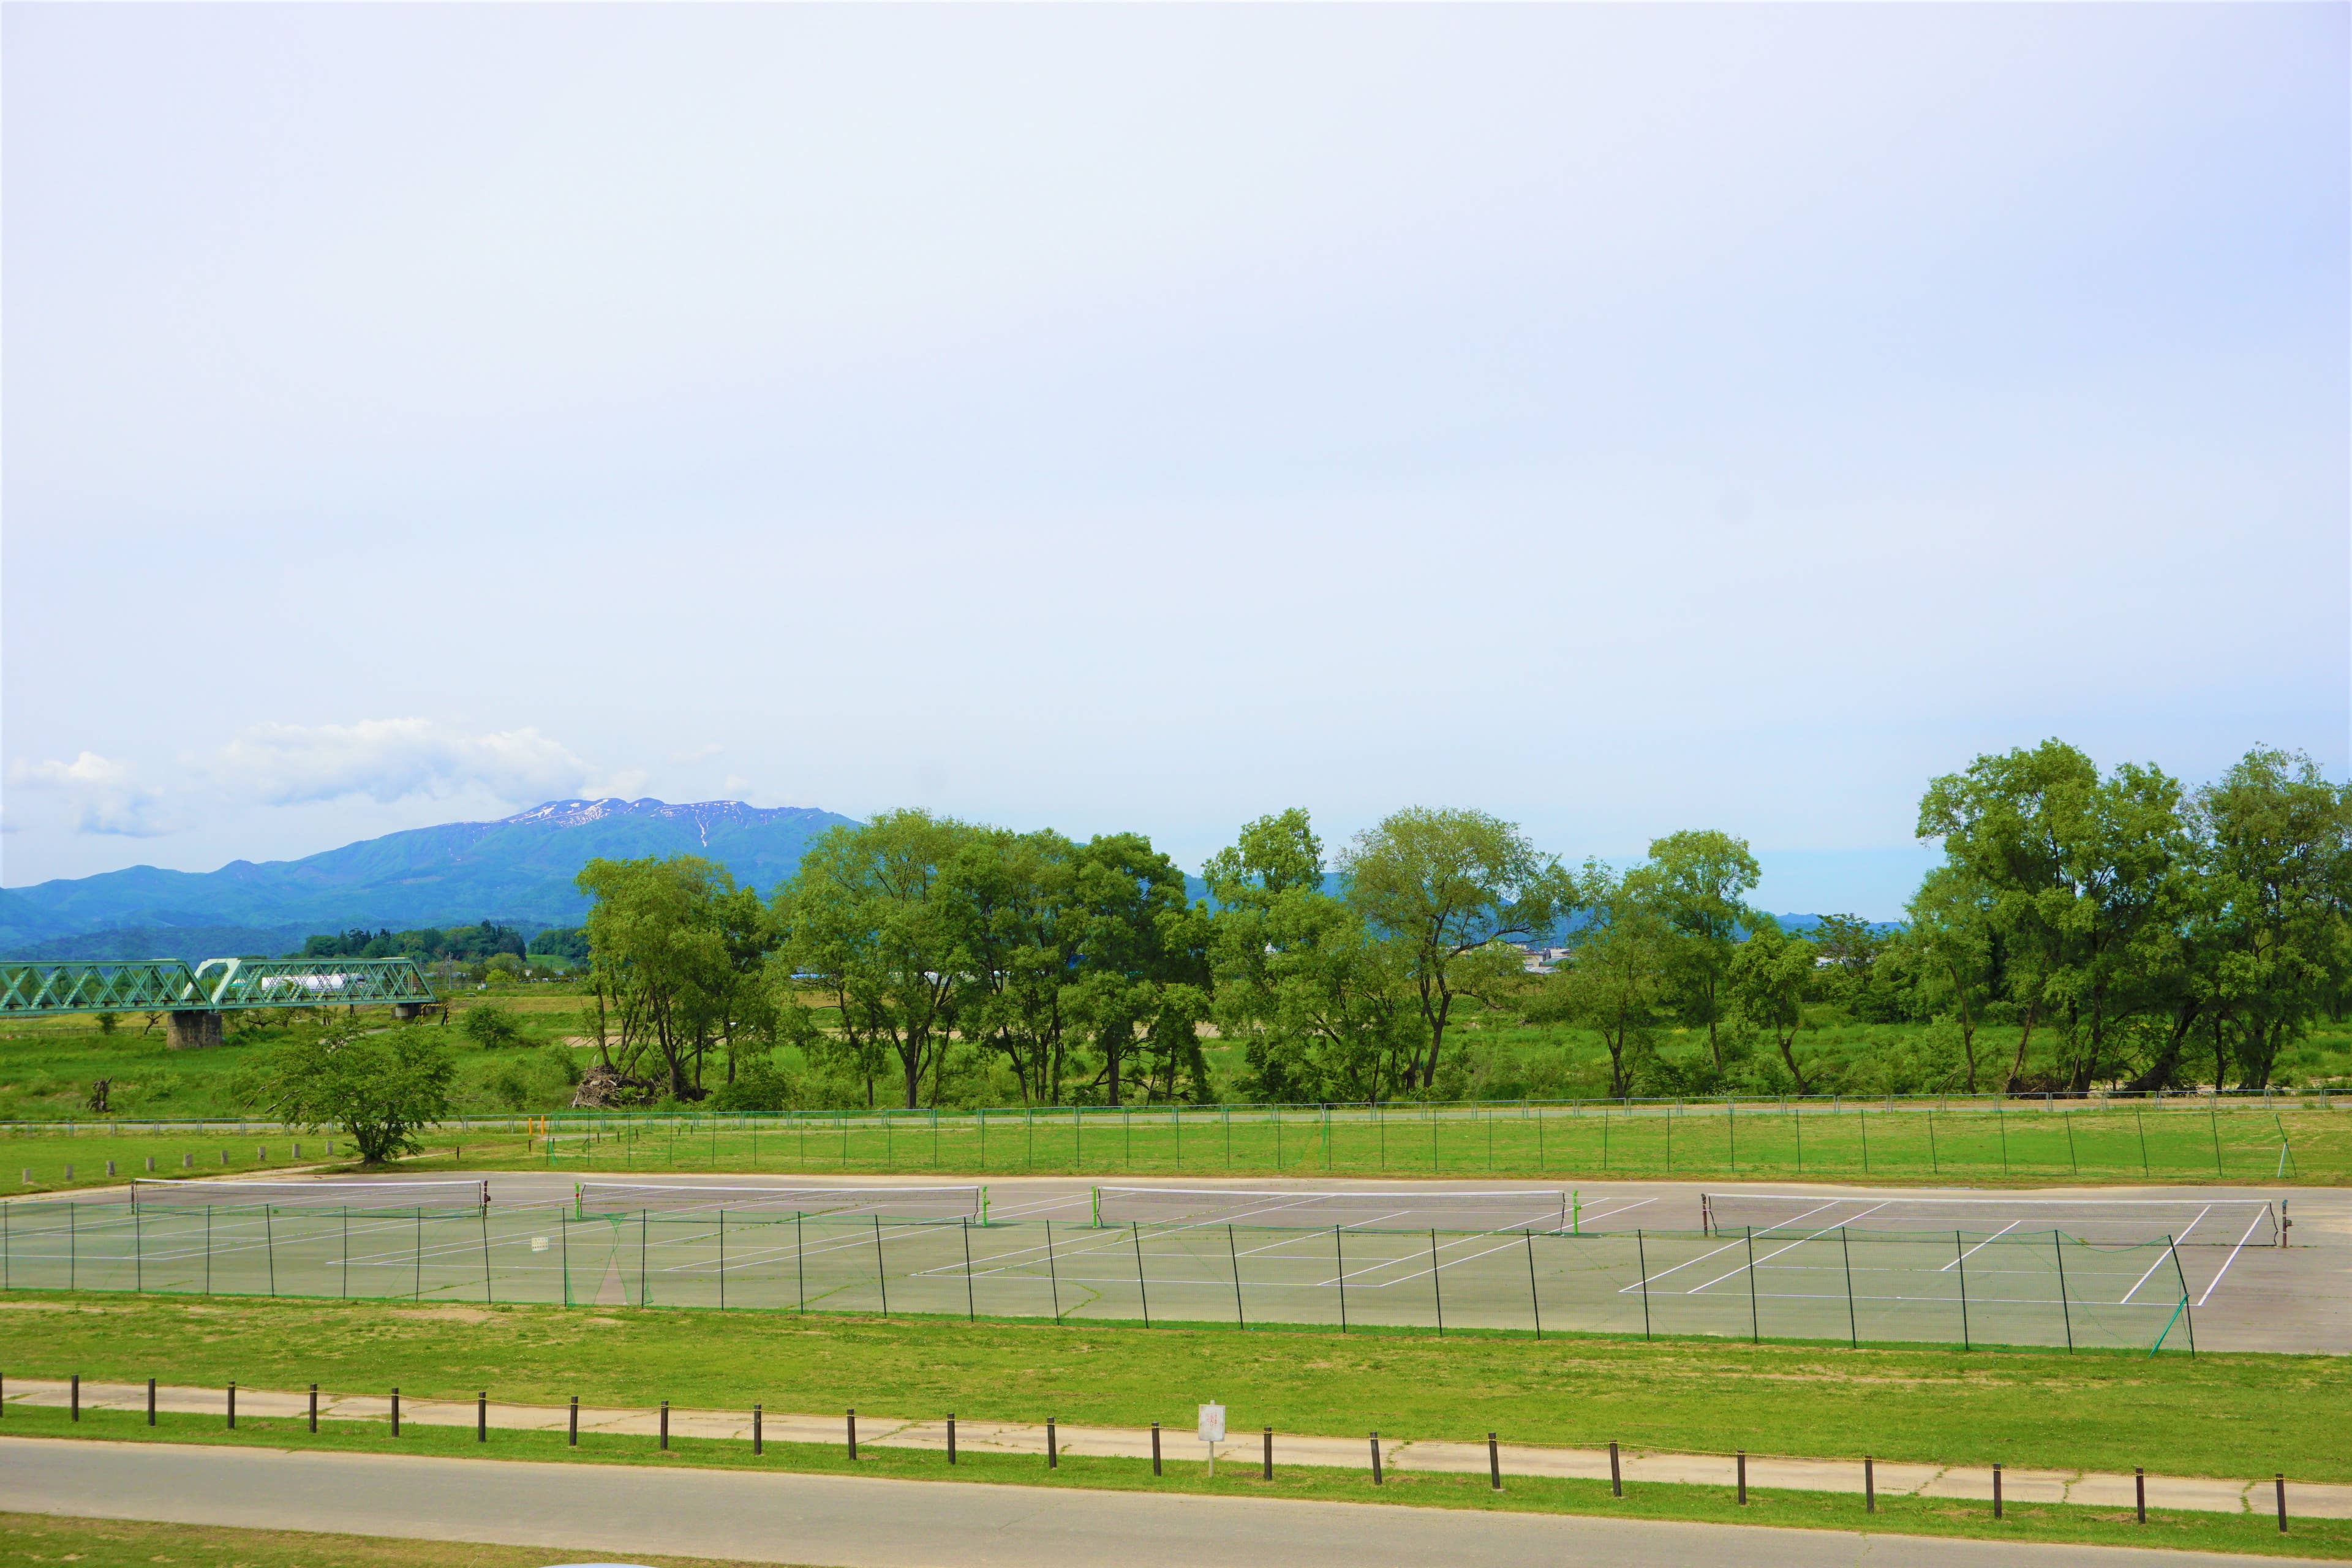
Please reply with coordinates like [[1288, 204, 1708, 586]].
[[1430, 1229, 1444, 1336], [1227, 1224, 1244, 1329], [1841, 1226, 1857, 1347], [1609, 1439, 1622, 1496], [264, 1205, 276, 1296], [1956, 1231, 1970, 1350], [1525, 1229, 1541, 1340], [2054, 1230, 2073, 1351], [1047, 1219, 1064, 1322], [480, 1208, 493, 1305], [1866, 1455, 1875, 1511], [1744, 1227, 1759, 1343], [2165, 1234, 2196, 1357], [1335, 1226, 1348, 1332], [796, 1211, 805, 1313], [1636, 1228, 1652, 1340], [962, 1217, 976, 1321], [1133, 1221, 1150, 1326], [873, 1215, 889, 1316]]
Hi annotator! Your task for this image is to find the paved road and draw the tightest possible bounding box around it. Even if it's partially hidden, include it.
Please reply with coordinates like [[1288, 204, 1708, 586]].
[[0, 1438, 2329, 1568]]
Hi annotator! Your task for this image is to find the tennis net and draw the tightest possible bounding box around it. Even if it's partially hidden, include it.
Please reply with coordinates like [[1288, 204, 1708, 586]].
[[1091, 1185, 1573, 1230], [571, 1181, 986, 1219], [127, 1178, 489, 1213], [1699, 1191, 2280, 1246]]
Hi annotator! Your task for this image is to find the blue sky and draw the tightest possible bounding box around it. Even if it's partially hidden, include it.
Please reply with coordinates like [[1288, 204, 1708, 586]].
[[4, 5, 2345, 919]]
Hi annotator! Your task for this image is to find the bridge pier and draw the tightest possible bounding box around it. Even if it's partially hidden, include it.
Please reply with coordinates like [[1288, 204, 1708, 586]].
[[165, 1010, 223, 1050], [391, 1003, 425, 1021]]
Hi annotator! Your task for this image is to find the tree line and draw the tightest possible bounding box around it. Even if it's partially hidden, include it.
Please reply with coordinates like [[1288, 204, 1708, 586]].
[[570, 742, 2351, 1109]]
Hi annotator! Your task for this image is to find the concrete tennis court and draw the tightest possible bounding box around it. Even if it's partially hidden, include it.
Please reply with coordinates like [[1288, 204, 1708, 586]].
[[10, 1171, 2340, 1354]]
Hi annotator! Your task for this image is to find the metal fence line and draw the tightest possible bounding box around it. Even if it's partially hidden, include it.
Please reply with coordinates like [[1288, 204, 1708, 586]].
[[0, 1200, 2195, 1357]]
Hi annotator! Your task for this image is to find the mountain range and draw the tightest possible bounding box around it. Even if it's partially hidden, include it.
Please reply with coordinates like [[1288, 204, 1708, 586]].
[[0, 799, 859, 959]]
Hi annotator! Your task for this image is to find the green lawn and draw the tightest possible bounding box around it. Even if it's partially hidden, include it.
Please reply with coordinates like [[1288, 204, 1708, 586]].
[[2, 1402, 2342, 1560], [1, 1293, 2342, 1483]]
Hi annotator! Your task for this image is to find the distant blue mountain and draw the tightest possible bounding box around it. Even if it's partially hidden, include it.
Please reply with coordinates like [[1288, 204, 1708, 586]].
[[0, 799, 859, 957]]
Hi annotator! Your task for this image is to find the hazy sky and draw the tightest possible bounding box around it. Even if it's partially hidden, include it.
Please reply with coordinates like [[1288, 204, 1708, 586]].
[[4, 4, 2345, 918]]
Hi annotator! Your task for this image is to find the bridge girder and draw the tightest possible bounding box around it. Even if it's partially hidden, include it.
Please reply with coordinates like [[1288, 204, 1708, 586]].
[[0, 957, 439, 1018]]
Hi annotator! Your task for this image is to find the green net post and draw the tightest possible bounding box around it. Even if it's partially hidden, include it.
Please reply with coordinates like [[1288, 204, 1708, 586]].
[[1090, 1187, 1101, 1227]]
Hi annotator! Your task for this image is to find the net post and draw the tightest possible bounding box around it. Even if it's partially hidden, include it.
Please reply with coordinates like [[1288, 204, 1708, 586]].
[[1091, 1187, 1101, 1227]]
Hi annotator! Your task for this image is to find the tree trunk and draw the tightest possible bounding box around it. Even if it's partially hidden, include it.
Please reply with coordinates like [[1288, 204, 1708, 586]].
[[2005, 1003, 2038, 1093]]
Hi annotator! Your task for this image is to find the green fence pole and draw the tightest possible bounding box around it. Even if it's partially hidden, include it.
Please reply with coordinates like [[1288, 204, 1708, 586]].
[[414, 1211, 423, 1301], [2054, 1230, 2073, 1352], [1728, 1101, 1736, 1172], [561, 1215, 571, 1307], [265, 1205, 276, 1296], [341, 1209, 349, 1300], [1227, 1224, 1243, 1329], [1860, 1106, 1868, 1174], [1744, 1226, 1758, 1342], [1430, 1229, 1445, 1337], [2211, 1102, 2224, 1176], [2166, 1234, 2196, 1356], [1635, 1227, 1651, 1340], [796, 1211, 805, 1312], [1814, 1218, 1848, 1349], [480, 1208, 493, 1305], [718, 1210, 726, 1311], [1955, 1231, 1970, 1350]]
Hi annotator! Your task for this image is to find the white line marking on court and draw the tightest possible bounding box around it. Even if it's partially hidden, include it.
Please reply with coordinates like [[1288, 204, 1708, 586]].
[[1617, 1198, 1846, 1292], [1939, 1220, 2026, 1270], [1687, 1205, 1891, 1294], [2195, 1206, 2272, 1307]]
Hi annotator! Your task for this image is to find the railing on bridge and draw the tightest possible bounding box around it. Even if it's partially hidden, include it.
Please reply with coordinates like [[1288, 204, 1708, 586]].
[[0, 957, 437, 1017]]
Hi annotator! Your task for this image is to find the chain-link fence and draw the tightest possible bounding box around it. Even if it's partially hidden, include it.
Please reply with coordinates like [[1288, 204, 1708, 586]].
[[0, 1200, 2196, 1355]]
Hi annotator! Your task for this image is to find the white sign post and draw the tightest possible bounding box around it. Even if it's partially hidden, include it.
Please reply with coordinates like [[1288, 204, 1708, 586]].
[[1198, 1403, 1226, 1477]]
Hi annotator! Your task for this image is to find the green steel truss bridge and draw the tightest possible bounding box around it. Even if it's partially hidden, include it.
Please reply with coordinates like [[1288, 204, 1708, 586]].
[[0, 957, 437, 1023]]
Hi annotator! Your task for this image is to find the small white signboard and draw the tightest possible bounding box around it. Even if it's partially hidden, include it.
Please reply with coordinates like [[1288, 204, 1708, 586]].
[[1199, 1403, 1225, 1475]]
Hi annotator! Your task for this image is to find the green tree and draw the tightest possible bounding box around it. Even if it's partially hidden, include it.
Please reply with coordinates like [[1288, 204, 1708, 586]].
[[1061, 831, 1210, 1105], [1642, 829, 1761, 1068], [1902, 865, 1999, 1091], [1341, 807, 1569, 1091], [1207, 810, 1423, 1102], [952, 826, 1082, 1104], [461, 1004, 522, 1049], [577, 854, 737, 1100], [777, 810, 974, 1110], [2190, 747, 2352, 1090], [1537, 862, 1670, 1098], [247, 1024, 454, 1164], [1728, 919, 1815, 1092], [1918, 741, 2187, 1092]]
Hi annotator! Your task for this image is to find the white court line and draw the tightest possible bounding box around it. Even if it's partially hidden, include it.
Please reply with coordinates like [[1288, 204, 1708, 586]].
[[1616, 1198, 1846, 1293], [1939, 1219, 2026, 1270], [1687, 1204, 1891, 1294], [2195, 1206, 2272, 1307]]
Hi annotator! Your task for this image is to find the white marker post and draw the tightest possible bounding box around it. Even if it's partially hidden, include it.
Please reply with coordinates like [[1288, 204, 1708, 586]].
[[1199, 1403, 1226, 1478]]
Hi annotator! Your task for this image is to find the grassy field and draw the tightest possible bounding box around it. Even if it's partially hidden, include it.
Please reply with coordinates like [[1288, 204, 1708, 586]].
[[525, 1099, 2345, 1185], [2, 1401, 2343, 1560], [1, 1293, 2342, 1482], [0, 1511, 785, 1568]]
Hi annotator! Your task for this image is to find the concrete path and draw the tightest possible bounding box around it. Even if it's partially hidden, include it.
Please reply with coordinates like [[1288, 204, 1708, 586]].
[[0, 1436, 2329, 1568], [7, 1378, 2339, 1520]]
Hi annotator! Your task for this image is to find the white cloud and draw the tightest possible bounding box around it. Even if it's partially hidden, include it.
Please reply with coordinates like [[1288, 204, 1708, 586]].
[[7, 751, 178, 837], [211, 719, 593, 807], [720, 774, 752, 795]]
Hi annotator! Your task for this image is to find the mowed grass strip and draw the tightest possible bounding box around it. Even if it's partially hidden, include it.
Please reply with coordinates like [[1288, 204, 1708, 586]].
[[1, 1293, 2342, 1483], [0, 1509, 793, 1568], [3, 1403, 2344, 1561]]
